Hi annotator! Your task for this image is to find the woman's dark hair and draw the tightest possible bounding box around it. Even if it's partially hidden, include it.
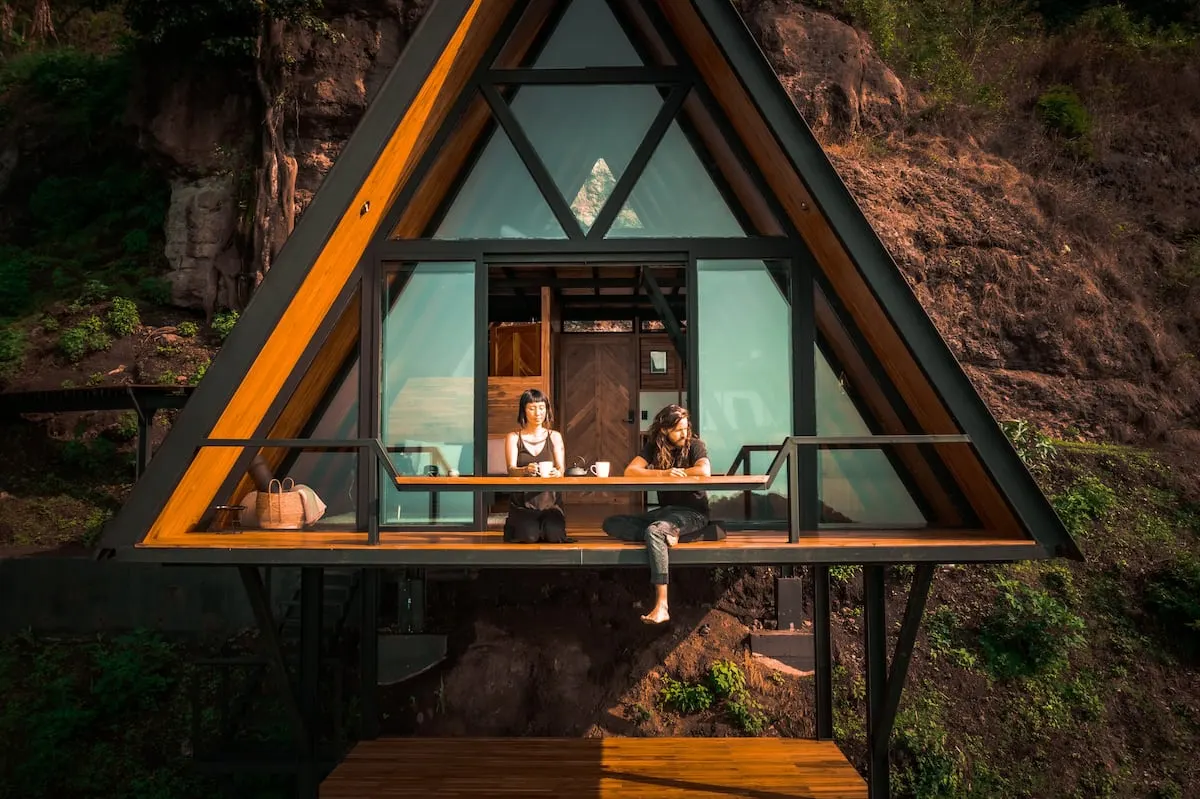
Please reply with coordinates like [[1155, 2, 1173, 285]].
[[646, 404, 694, 469], [517, 388, 554, 428]]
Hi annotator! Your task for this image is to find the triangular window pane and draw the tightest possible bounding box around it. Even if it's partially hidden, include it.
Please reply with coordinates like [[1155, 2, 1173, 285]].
[[816, 347, 926, 526], [606, 120, 746, 238], [508, 84, 662, 233], [530, 0, 643, 68], [433, 110, 567, 240]]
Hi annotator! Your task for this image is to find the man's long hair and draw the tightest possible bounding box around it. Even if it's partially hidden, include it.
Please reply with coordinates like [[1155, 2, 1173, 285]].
[[646, 404, 694, 469]]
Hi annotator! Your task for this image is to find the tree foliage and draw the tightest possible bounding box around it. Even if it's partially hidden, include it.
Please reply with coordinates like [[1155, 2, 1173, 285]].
[[122, 0, 328, 63]]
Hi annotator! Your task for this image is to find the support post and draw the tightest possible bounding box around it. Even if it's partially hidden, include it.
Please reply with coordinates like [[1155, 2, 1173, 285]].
[[874, 564, 935, 755], [299, 567, 324, 799], [813, 564, 833, 740], [237, 566, 307, 749], [360, 567, 380, 740], [863, 565, 889, 799], [135, 409, 154, 478]]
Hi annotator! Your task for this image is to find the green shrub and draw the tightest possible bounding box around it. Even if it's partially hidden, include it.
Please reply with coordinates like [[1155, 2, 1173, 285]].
[[1036, 85, 1092, 141], [177, 321, 199, 337], [659, 676, 713, 714], [1000, 419, 1057, 471], [211, 309, 239, 341], [106, 297, 140, 336], [137, 277, 173, 306], [978, 577, 1086, 680], [0, 247, 33, 317], [925, 606, 977, 669], [1052, 475, 1117, 539], [111, 412, 140, 441], [0, 328, 26, 377], [59, 316, 111, 362], [706, 660, 746, 699], [1144, 555, 1200, 661], [891, 695, 966, 798]]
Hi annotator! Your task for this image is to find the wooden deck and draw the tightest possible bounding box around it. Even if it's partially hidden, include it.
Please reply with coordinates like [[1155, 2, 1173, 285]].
[[133, 524, 1040, 565], [319, 737, 867, 799]]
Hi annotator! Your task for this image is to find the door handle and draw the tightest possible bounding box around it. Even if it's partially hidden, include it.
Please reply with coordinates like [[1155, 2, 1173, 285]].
[[626, 410, 635, 424]]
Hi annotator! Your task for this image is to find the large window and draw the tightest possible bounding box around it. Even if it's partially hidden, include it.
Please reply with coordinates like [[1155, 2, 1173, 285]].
[[379, 262, 477, 526], [695, 259, 792, 522]]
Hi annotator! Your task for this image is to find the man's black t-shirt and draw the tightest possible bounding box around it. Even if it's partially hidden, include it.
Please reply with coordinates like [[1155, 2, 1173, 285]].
[[640, 437, 710, 517]]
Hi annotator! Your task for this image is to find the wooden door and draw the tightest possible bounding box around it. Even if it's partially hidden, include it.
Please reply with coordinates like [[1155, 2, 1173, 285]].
[[560, 334, 638, 506]]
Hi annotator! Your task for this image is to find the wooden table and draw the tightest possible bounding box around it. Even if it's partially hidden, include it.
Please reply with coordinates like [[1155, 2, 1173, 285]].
[[391, 474, 772, 491]]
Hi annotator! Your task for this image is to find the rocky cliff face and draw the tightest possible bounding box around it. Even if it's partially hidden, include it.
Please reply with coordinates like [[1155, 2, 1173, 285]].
[[138, 0, 424, 315]]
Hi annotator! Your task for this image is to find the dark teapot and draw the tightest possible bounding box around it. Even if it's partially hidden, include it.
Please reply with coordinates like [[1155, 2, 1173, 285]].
[[564, 456, 589, 477]]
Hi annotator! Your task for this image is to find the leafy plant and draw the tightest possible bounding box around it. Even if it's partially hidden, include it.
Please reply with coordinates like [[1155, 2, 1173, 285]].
[[177, 320, 199, 337], [1000, 419, 1057, 471], [707, 659, 746, 699], [659, 676, 713, 714], [0, 328, 26, 375], [978, 577, 1086, 680], [1144, 554, 1200, 661], [106, 296, 140, 336], [1052, 475, 1117, 539], [58, 315, 111, 362], [211, 309, 239, 341]]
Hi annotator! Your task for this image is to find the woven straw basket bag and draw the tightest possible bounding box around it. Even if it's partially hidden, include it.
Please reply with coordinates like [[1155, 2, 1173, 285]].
[[257, 478, 306, 530]]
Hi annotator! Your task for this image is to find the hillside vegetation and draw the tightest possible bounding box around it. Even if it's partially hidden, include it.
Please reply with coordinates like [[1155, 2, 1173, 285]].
[[0, 1, 1198, 798]]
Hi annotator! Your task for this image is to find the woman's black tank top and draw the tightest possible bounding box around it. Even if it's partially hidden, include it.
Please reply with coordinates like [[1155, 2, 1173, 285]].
[[511, 433, 559, 511]]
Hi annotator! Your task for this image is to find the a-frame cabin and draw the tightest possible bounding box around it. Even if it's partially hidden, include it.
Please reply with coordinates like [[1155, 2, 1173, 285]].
[[98, 0, 1081, 796]]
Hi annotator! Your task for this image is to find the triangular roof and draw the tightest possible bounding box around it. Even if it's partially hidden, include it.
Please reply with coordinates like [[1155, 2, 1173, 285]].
[[99, 0, 1081, 561]]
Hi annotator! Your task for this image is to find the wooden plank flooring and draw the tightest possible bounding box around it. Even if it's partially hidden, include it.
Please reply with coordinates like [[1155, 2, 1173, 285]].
[[143, 526, 1033, 552], [319, 738, 867, 799]]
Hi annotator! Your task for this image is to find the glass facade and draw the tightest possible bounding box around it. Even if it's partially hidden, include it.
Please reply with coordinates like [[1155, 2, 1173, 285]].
[[379, 262, 477, 525], [695, 259, 791, 522], [815, 346, 926, 526], [527, 0, 643, 69], [433, 108, 567, 240], [608, 118, 745, 239], [509, 84, 663, 234]]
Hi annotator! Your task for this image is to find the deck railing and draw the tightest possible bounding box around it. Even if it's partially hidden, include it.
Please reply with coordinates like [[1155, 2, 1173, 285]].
[[199, 434, 973, 545]]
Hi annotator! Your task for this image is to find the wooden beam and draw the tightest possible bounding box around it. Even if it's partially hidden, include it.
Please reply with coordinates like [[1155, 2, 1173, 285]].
[[144, 0, 514, 542]]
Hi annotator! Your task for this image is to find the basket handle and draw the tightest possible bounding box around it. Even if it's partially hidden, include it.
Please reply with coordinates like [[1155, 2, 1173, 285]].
[[267, 478, 282, 494], [281, 477, 296, 492]]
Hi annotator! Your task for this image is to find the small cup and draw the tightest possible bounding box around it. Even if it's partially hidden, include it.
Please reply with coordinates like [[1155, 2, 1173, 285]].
[[589, 461, 611, 478], [536, 461, 555, 477]]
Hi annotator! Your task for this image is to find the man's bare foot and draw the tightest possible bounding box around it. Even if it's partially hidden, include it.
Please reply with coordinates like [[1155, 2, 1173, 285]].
[[640, 605, 670, 625], [665, 533, 679, 547]]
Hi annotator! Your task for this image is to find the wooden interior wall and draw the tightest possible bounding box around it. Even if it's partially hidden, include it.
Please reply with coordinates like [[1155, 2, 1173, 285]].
[[491, 323, 542, 376], [145, 0, 514, 542], [487, 289, 554, 440], [639, 333, 683, 391], [658, 0, 1019, 535]]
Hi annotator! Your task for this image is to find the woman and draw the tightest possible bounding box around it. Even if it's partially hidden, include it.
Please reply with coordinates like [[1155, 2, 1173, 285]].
[[603, 404, 725, 624], [503, 388, 571, 543]]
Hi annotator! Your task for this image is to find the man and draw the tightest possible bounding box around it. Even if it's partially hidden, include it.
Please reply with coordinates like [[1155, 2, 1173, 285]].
[[602, 404, 725, 624]]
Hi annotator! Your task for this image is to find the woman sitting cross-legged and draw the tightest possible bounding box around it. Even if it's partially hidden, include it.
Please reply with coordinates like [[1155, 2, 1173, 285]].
[[602, 404, 726, 625], [503, 388, 572, 544]]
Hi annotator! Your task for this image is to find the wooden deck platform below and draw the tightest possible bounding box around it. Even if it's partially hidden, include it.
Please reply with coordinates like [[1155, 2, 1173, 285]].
[[319, 737, 867, 799]]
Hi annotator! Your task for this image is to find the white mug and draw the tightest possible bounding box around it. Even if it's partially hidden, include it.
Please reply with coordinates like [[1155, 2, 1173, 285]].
[[536, 461, 555, 477], [589, 461, 611, 478]]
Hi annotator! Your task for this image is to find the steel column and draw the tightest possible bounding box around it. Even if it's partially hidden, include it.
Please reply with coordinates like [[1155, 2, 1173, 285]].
[[360, 567, 380, 740], [237, 566, 307, 748], [863, 565, 889, 799], [813, 564, 833, 740], [874, 563, 935, 755], [299, 567, 324, 799]]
